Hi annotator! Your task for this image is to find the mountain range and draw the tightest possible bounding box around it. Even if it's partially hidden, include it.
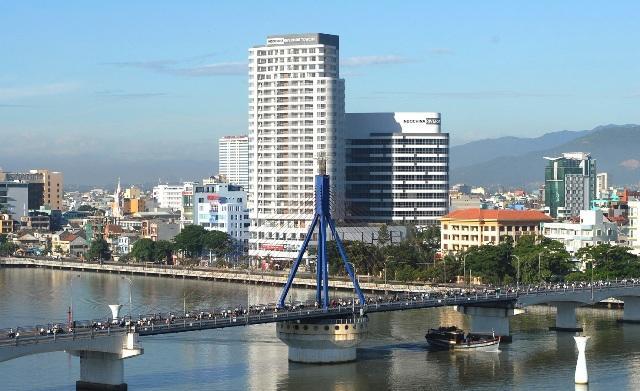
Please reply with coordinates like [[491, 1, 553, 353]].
[[2, 124, 638, 190], [450, 124, 640, 189]]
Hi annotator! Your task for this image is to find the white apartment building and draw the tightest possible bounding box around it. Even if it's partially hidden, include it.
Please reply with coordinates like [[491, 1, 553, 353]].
[[219, 135, 249, 190], [541, 209, 618, 255], [628, 200, 640, 255], [248, 33, 344, 258], [193, 182, 249, 252], [153, 185, 184, 210], [596, 172, 609, 199], [343, 112, 449, 225]]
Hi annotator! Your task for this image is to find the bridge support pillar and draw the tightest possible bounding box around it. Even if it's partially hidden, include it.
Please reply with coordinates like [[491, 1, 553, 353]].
[[550, 302, 583, 332], [620, 296, 640, 323], [76, 352, 126, 391], [455, 306, 524, 342], [276, 316, 368, 363]]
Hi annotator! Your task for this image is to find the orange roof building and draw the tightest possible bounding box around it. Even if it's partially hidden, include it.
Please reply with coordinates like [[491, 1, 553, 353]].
[[440, 208, 552, 253]]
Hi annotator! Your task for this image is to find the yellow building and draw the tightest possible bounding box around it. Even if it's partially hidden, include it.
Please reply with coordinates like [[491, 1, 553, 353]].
[[440, 208, 552, 254], [123, 198, 145, 214], [32, 169, 63, 210], [124, 186, 141, 199], [1, 214, 15, 234]]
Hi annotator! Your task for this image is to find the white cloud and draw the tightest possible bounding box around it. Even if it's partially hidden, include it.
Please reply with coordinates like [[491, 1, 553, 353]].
[[108, 58, 246, 77], [342, 55, 411, 67], [620, 159, 640, 170], [0, 82, 80, 101]]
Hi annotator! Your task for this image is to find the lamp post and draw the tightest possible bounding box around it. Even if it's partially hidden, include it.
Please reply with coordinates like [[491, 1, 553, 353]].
[[512, 255, 522, 291], [590, 257, 594, 301], [538, 252, 542, 282], [463, 254, 468, 286], [68, 274, 81, 326], [443, 256, 447, 284], [346, 261, 358, 307], [121, 276, 133, 320]]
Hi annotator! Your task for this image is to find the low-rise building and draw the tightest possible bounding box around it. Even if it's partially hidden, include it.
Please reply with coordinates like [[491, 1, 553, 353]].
[[541, 209, 618, 255], [193, 181, 249, 253], [117, 233, 140, 254], [440, 208, 552, 253], [52, 230, 88, 257], [142, 220, 180, 242], [628, 200, 640, 255], [1, 214, 15, 234], [20, 213, 51, 231]]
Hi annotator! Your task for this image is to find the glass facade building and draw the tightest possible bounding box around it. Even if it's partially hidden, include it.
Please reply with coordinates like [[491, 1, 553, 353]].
[[544, 152, 596, 218]]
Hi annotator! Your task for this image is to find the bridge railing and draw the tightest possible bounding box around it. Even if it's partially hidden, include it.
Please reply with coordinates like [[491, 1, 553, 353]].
[[3, 281, 640, 343], [0, 326, 127, 349]]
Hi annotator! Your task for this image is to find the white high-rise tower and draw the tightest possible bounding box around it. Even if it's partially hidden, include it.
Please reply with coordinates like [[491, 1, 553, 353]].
[[219, 135, 249, 190], [248, 33, 344, 259]]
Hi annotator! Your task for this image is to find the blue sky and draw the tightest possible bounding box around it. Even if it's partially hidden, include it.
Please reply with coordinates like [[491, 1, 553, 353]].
[[1, 1, 639, 178]]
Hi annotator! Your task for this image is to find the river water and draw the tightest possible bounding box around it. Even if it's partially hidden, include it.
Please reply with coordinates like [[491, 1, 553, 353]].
[[1, 268, 639, 391]]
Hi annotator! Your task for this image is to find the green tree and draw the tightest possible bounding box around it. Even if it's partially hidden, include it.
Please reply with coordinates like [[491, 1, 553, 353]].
[[203, 230, 231, 257], [0, 234, 18, 256], [377, 224, 390, 246], [576, 243, 640, 279], [173, 225, 207, 258], [87, 237, 110, 260], [154, 240, 174, 263], [130, 238, 155, 262], [462, 241, 515, 284]]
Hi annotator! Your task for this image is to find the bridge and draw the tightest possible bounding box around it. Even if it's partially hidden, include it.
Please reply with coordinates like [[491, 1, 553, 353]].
[[3, 171, 640, 390]]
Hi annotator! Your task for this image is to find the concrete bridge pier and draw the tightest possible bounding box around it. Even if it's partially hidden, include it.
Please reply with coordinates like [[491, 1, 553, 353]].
[[71, 332, 143, 391], [76, 352, 126, 390], [620, 296, 640, 323], [549, 302, 583, 332], [455, 306, 524, 342], [276, 316, 368, 363]]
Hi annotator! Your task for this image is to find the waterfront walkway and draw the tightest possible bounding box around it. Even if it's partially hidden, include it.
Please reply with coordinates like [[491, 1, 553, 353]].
[[0, 257, 433, 293]]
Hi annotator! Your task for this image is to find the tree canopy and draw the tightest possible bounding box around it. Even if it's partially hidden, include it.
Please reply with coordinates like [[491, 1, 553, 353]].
[[173, 225, 231, 259], [87, 237, 110, 260]]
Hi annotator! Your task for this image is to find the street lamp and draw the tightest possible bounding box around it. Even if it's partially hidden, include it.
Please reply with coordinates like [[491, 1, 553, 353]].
[[538, 252, 543, 282], [121, 276, 133, 320], [512, 254, 522, 291], [346, 261, 358, 306], [68, 274, 81, 325], [463, 254, 468, 286]]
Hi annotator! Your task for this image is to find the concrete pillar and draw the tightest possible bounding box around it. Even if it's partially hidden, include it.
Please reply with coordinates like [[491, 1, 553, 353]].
[[574, 336, 590, 384], [550, 302, 583, 332], [108, 304, 122, 320], [620, 296, 640, 323], [276, 317, 368, 363], [77, 352, 127, 391], [455, 306, 524, 342]]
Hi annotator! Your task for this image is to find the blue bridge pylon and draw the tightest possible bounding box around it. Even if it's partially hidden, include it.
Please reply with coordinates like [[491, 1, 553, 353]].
[[278, 173, 366, 309]]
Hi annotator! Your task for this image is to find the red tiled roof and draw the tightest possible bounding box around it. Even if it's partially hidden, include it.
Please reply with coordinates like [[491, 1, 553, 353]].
[[58, 231, 78, 242], [442, 208, 553, 222]]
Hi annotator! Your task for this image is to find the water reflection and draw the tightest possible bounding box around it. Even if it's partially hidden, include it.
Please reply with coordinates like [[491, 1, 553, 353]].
[[1, 268, 640, 391]]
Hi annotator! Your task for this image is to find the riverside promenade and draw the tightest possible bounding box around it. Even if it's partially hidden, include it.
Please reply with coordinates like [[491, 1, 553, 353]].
[[0, 257, 433, 294]]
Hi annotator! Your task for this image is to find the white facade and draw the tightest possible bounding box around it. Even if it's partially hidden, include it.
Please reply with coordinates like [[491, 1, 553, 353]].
[[343, 112, 449, 225], [541, 209, 618, 255], [628, 200, 640, 255], [219, 135, 249, 190], [248, 33, 344, 258], [596, 172, 609, 199], [152, 185, 184, 211], [193, 182, 249, 251]]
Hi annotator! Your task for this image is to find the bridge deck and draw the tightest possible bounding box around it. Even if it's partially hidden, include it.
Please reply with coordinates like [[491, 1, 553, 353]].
[[2, 281, 640, 355]]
